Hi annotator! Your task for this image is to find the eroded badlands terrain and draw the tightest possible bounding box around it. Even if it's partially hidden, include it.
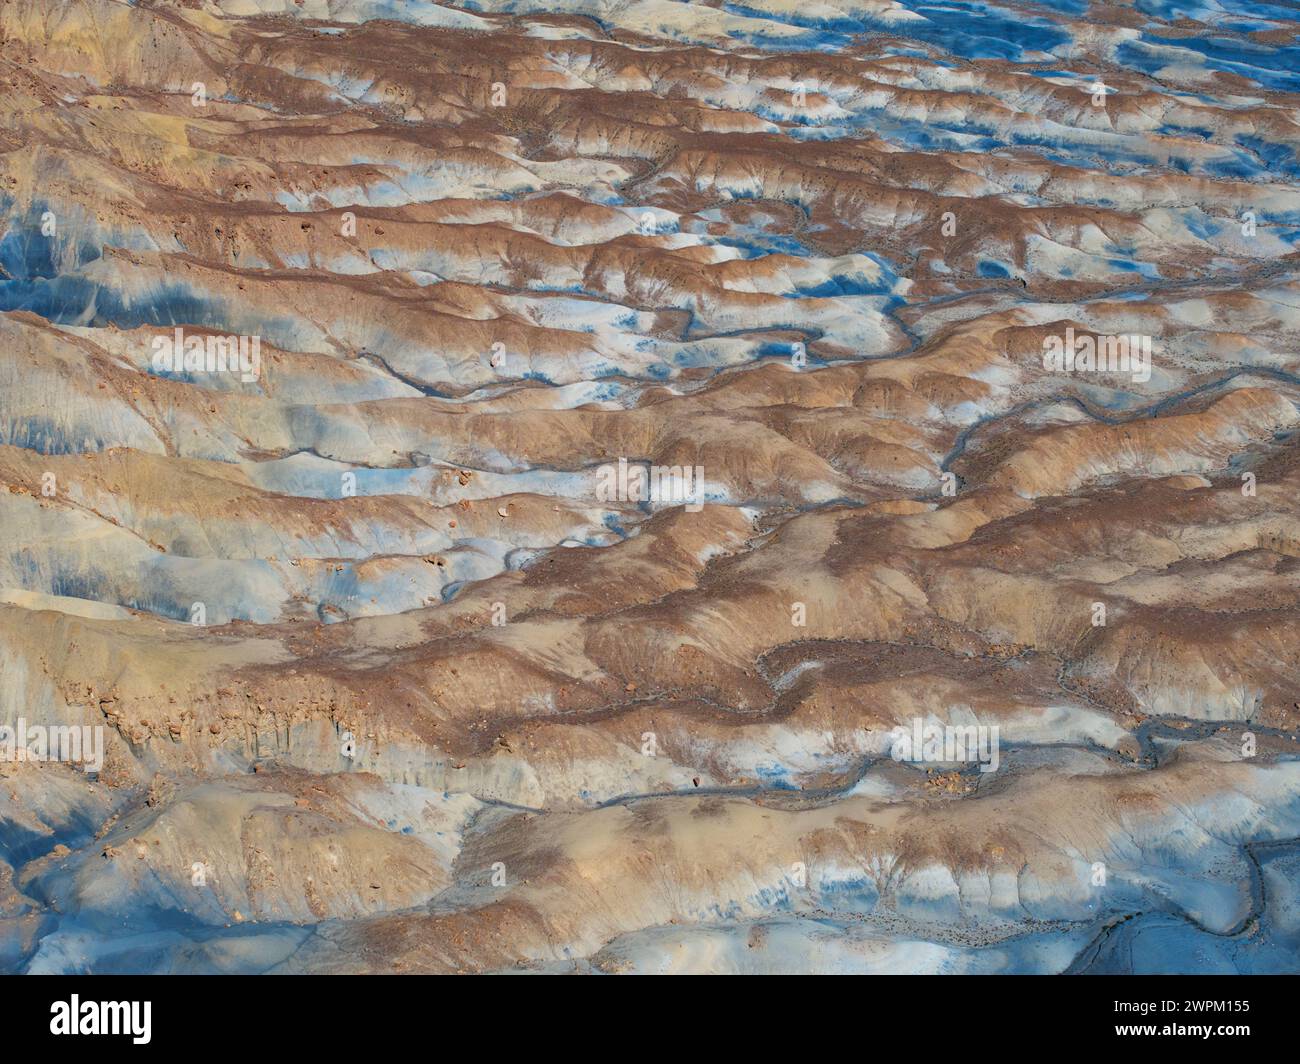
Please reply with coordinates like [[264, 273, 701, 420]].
[[0, 0, 1299, 973]]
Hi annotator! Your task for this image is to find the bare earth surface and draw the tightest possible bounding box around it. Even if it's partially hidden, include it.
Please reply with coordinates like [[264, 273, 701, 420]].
[[0, 0, 1299, 973]]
